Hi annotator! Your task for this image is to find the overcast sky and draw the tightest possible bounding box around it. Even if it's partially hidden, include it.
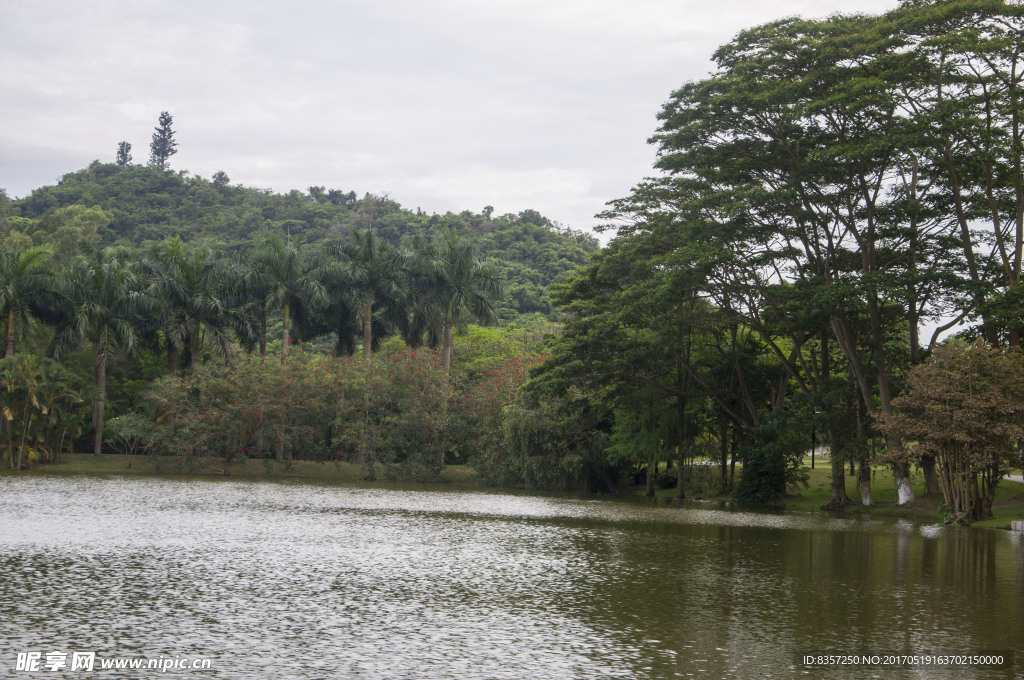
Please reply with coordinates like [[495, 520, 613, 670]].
[[1, 0, 897, 234]]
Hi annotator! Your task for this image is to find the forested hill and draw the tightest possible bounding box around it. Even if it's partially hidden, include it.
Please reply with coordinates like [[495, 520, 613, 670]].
[[1, 161, 599, 319]]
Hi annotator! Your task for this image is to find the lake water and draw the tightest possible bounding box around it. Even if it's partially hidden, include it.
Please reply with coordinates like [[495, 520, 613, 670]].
[[1, 476, 1022, 679]]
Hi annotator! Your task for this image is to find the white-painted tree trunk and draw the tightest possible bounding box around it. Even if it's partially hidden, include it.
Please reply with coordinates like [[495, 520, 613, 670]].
[[894, 472, 915, 505]]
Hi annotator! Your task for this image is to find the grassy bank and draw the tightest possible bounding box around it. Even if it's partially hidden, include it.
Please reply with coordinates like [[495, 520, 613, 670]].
[[785, 458, 1024, 529], [649, 456, 1024, 529], [0, 453, 478, 485]]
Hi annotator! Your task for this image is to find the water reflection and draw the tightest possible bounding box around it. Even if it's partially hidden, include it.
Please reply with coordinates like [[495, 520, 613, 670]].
[[0, 476, 1021, 679]]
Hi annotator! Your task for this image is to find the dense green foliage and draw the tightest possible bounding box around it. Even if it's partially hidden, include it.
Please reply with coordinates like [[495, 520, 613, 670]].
[[6, 163, 597, 320]]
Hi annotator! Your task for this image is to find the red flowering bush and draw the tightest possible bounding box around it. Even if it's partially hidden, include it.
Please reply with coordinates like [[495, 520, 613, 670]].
[[448, 355, 538, 484], [333, 348, 451, 480], [149, 350, 344, 474]]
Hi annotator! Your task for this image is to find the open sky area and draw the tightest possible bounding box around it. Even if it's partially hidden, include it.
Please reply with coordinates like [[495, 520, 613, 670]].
[[2, 0, 897, 234]]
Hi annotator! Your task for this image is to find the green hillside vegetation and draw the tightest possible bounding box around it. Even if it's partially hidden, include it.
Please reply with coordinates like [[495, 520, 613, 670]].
[[4, 162, 597, 320]]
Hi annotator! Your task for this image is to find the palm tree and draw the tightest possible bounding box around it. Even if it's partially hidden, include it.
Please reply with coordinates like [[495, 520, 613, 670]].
[[139, 237, 239, 375], [244, 232, 331, 359], [408, 228, 503, 372], [0, 243, 56, 358], [342, 227, 408, 362], [50, 249, 157, 454]]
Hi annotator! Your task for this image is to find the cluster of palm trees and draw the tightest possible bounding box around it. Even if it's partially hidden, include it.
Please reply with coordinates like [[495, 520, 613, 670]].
[[0, 226, 503, 455]]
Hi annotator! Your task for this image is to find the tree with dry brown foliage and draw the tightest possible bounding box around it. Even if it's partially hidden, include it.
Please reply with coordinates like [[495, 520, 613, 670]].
[[880, 343, 1024, 523]]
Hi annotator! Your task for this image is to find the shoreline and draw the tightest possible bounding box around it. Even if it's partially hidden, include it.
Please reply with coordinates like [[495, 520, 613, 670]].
[[5, 453, 1024, 529]]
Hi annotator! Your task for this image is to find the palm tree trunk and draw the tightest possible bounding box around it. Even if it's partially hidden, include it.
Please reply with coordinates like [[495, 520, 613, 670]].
[[5, 309, 15, 358], [363, 301, 373, 362], [93, 350, 106, 455], [168, 346, 179, 377], [282, 302, 290, 359], [259, 314, 267, 357], [442, 323, 453, 372]]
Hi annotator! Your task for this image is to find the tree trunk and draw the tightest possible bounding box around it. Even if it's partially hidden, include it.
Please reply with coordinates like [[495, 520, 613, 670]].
[[363, 301, 373, 362], [14, 409, 31, 469], [822, 421, 853, 509], [441, 323, 453, 373], [719, 420, 729, 493], [168, 346, 179, 377], [823, 432, 853, 509], [729, 426, 737, 490], [93, 350, 106, 455], [892, 460, 914, 505], [821, 330, 851, 510], [676, 393, 688, 500], [5, 309, 15, 358], [259, 314, 267, 357], [921, 454, 941, 496], [859, 458, 872, 506], [676, 459, 685, 500], [854, 388, 870, 504], [869, 298, 915, 507], [281, 302, 290, 359], [831, 309, 914, 504]]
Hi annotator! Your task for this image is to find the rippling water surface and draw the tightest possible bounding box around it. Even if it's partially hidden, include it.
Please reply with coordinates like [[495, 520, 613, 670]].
[[1, 476, 1022, 679]]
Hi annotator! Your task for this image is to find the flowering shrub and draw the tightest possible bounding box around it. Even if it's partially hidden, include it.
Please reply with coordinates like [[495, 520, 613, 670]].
[[148, 346, 534, 482], [448, 355, 537, 484], [334, 349, 451, 481], [149, 351, 345, 474]]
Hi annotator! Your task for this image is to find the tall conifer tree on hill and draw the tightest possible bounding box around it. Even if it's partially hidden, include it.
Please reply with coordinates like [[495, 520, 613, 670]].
[[149, 111, 177, 170], [115, 141, 132, 167]]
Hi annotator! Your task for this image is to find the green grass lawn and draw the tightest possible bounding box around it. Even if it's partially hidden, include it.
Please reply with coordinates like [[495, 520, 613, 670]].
[[646, 456, 1024, 529], [784, 457, 1024, 528]]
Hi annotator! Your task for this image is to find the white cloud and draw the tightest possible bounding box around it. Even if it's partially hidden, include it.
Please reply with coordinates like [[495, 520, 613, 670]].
[[0, 0, 898, 231]]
